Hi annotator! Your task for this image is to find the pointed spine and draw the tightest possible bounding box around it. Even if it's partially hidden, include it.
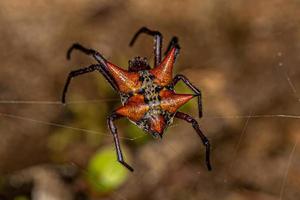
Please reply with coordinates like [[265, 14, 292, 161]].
[[115, 95, 149, 121], [106, 62, 141, 93], [150, 47, 178, 86], [149, 115, 165, 134], [159, 90, 194, 113]]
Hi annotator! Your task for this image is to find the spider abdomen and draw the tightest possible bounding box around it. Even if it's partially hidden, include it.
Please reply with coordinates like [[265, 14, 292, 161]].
[[117, 70, 194, 138]]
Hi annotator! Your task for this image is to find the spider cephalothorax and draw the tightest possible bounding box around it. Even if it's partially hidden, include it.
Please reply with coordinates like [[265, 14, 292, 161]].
[[128, 56, 150, 72], [62, 27, 212, 172]]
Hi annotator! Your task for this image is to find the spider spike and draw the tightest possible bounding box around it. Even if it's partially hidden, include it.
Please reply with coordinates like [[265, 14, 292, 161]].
[[106, 62, 142, 93], [115, 95, 149, 121], [150, 47, 179, 86], [149, 115, 166, 136], [159, 90, 194, 113]]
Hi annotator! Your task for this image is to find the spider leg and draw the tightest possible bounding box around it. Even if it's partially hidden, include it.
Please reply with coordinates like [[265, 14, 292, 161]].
[[62, 64, 117, 104], [164, 36, 179, 55], [171, 74, 203, 118], [108, 113, 134, 172], [129, 27, 162, 67], [67, 43, 106, 64], [66, 43, 117, 87], [64, 43, 119, 90], [175, 111, 212, 171]]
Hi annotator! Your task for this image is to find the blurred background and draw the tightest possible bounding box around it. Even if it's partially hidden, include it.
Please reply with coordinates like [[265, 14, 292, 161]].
[[0, 0, 300, 199]]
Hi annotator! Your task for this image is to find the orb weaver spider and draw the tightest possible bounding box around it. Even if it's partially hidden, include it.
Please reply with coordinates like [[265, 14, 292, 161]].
[[62, 27, 211, 172]]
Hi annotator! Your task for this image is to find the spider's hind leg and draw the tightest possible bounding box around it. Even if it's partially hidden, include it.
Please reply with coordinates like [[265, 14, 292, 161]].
[[164, 36, 179, 55], [107, 113, 134, 172], [175, 111, 212, 171]]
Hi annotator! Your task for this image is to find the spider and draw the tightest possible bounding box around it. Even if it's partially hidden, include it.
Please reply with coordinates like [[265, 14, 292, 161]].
[[62, 27, 211, 172]]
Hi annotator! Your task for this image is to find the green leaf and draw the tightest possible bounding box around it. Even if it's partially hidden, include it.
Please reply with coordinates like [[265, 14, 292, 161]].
[[86, 146, 130, 193]]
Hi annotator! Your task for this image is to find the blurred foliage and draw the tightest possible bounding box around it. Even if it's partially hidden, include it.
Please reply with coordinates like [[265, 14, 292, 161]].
[[14, 196, 29, 200], [121, 120, 151, 146], [86, 146, 129, 194], [48, 91, 109, 160], [0, 177, 3, 191]]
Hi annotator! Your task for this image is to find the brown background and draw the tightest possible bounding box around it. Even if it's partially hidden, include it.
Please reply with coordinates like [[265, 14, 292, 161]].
[[1, 0, 300, 199]]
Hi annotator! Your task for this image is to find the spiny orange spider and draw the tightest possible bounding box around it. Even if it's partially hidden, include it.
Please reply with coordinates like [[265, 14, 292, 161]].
[[62, 27, 211, 172]]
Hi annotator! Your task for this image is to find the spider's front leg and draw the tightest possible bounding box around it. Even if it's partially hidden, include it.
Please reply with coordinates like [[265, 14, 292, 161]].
[[67, 43, 106, 65], [129, 27, 162, 67], [62, 64, 100, 104], [171, 74, 203, 118], [107, 113, 134, 172], [164, 36, 179, 55], [66, 43, 118, 88], [61, 64, 117, 104], [175, 111, 212, 171]]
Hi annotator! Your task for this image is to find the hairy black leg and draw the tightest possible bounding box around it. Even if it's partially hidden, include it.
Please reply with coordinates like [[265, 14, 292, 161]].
[[129, 27, 162, 67], [171, 74, 203, 118], [107, 113, 134, 172], [164, 36, 179, 55], [62, 64, 116, 104], [65, 43, 118, 91], [175, 111, 212, 171]]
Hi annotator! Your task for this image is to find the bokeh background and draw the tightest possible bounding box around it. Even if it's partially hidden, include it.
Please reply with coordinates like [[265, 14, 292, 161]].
[[1, 0, 300, 199]]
